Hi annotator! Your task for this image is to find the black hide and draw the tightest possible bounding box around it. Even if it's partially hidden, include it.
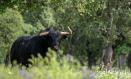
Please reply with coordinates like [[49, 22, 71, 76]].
[[5, 28, 68, 67]]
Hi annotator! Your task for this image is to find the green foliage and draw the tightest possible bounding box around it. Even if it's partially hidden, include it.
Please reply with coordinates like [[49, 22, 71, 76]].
[[29, 49, 81, 69], [0, 8, 24, 43], [115, 44, 131, 55], [0, 8, 25, 62], [27, 49, 82, 79]]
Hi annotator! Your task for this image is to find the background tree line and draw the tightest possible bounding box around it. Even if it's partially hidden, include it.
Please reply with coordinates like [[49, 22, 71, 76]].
[[0, 0, 131, 69]]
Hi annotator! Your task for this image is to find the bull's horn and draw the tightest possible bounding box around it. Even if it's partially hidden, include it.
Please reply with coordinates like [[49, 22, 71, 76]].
[[68, 26, 72, 34], [60, 27, 72, 35], [39, 32, 49, 36], [60, 32, 70, 35]]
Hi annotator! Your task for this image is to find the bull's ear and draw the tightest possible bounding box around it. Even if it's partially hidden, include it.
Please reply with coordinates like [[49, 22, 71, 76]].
[[61, 35, 68, 39], [60, 32, 70, 39], [39, 32, 49, 36]]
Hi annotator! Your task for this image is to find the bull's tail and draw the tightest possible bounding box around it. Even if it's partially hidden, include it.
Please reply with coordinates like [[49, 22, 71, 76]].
[[4, 50, 11, 66]]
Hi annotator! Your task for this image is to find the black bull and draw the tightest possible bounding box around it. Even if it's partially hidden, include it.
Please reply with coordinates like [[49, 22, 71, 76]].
[[5, 28, 71, 66]]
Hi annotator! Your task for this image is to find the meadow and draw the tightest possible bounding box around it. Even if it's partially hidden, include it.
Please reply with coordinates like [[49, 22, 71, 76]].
[[1, 50, 131, 79]]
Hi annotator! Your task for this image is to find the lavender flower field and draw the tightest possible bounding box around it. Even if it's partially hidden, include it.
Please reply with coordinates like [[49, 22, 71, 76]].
[[0, 50, 131, 79]]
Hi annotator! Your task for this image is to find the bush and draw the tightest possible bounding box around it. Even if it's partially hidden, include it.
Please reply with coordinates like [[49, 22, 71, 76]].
[[0, 8, 31, 63], [2, 50, 83, 79]]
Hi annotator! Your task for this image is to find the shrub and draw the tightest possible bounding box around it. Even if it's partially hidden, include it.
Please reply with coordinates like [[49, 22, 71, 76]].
[[0, 8, 26, 63]]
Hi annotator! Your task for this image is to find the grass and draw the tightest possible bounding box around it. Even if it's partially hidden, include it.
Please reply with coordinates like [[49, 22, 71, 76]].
[[0, 49, 131, 79]]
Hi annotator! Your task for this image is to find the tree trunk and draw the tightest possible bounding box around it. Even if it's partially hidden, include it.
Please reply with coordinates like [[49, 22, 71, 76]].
[[102, 45, 113, 71], [127, 53, 131, 71], [118, 53, 126, 69]]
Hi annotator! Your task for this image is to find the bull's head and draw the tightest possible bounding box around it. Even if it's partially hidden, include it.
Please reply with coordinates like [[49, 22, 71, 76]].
[[39, 27, 72, 51]]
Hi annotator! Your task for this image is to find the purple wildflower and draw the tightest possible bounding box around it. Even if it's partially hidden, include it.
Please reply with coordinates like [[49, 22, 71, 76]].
[[19, 67, 32, 79], [89, 71, 95, 79]]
